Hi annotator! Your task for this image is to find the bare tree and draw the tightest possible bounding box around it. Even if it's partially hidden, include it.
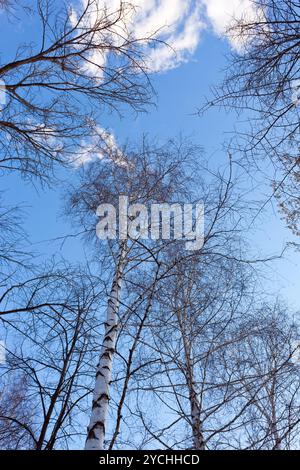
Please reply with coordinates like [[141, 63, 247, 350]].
[[0, 264, 103, 449], [0, 193, 30, 271], [0, 0, 155, 182], [73, 141, 277, 451], [123, 170, 259, 450], [66, 137, 207, 449], [116, 279, 300, 450], [224, 302, 300, 450], [0, 372, 36, 449], [200, 0, 300, 237]]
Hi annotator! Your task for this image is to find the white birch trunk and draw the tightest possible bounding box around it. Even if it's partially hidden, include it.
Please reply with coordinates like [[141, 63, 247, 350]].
[[189, 380, 205, 450], [179, 315, 205, 450], [85, 243, 127, 450]]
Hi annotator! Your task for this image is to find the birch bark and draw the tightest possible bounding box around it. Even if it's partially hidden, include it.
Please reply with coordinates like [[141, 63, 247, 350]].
[[85, 243, 127, 450], [184, 339, 205, 450], [177, 308, 205, 450]]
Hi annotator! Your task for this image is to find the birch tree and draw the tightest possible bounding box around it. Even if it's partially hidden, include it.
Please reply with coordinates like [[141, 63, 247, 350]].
[[66, 137, 203, 449], [130, 201, 256, 449], [224, 302, 300, 450], [93, 152, 265, 450], [84, 241, 128, 450]]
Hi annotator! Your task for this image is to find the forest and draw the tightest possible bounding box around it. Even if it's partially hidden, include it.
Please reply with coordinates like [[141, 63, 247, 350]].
[[0, 0, 300, 452]]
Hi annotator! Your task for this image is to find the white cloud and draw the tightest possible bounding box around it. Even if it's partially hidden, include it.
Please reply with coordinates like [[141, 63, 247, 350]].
[[144, 2, 204, 72], [73, 127, 127, 167], [71, 0, 264, 76], [71, 0, 205, 74], [201, 0, 264, 50], [131, 0, 204, 71], [69, 1, 266, 169]]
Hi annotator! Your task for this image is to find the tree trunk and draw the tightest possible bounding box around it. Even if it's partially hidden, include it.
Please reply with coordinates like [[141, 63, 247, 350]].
[[179, 315, 205, 450], [85, 243, 127, 450], [189, 383, 205, 450]]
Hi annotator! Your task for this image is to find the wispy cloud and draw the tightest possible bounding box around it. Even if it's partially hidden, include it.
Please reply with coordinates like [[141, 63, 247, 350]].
[[129, 0, 204, 72], [71, 0, 204, 74], [71, 1, 265, 167], [71, 0, 263, 76], [73, 127, 127, 167], [202, 0, 264, 50]]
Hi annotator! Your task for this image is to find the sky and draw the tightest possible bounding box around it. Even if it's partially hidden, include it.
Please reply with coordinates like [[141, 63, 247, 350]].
[[1, 0, 300, 311]]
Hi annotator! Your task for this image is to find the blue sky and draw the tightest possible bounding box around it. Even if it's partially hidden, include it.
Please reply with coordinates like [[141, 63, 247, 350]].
[[1, 1, 300, 311]]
